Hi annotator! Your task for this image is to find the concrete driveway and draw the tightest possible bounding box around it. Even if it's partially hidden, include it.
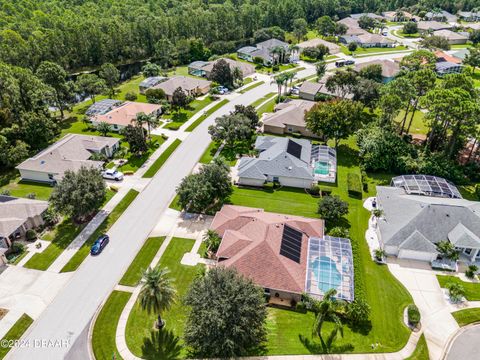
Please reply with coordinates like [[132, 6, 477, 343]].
[[388, 261, 459, 360]]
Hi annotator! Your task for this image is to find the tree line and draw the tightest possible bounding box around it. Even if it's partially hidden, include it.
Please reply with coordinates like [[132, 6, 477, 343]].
[[1, 0, 479, 72]]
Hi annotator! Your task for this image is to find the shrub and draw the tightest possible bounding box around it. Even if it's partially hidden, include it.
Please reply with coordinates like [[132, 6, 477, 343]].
[[347, 173, 362, 197], [123, 170, 134, 175], [361, 170, 368, 192], [26, 193, 36, 199], [109, 185, 119, 192], [407, 304, 420, 326], [346, 298, 371, 324], [272, 65, 279, 72], [476, 183, 480, 200], [465, 264, 478, 279], [447, 282, 465, 302], [0, 189, 10, 196], [145, 88, 166, 103], [295, 301, 307, 313], [374, 248, 386, 262], [10, 242, 25, 254], [328, 226, 349, 238], [25, 229, 37, 241], [124, 91, 138, 101], [317, 195, 349, 222], [310, 184, 320, 196], [42, 207, 59, 226]]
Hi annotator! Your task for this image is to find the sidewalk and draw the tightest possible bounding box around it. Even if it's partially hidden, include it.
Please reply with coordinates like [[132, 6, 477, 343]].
[[47, 187, 131, 273]]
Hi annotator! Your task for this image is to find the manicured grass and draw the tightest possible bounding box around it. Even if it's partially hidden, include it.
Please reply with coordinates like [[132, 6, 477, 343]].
[[168, 194, 182, 211], [451, 44, 473, 49], [185, 99, 229, 132], [230, 137, 412, 354], [0, 314, 33, 359], [125, 237, 203, 358], [24, 219, 86, 270], [243, 77, 254, 85], [405, 334, 429, 360], [256, 63, 298, 74], [8, 250, 29, 265], [163, 96, 214, 130], [142, 139, 182, 178], [251, 92, 276, 108], [257, 97, 277, 115], [395, 110, 428, 135], [452, 308, 480, 327], [341, 45, 408, 56], [119, 237, 166, 286], [0, 180, 54, 201], [437, 275, 480, 301], [199, 141, 221, 164], [60, 189, 140, 272], [238, 81, 265, 94], [458, 183, 480, 201], [393, 30, 420, 38], [92, 290, 131, 360]]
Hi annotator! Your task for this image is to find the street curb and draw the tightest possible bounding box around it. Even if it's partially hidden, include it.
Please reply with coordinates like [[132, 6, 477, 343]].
[[441, 321, 480, 360]]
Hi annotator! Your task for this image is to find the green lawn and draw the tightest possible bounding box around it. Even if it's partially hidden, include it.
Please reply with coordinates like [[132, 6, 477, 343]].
[[238, 81, 265, 94], [341, 45, 408, 56], [142, 139, 182, 178], [451, 44, 473, 49], [257, 97, 277, 115], [229, 138, 412, 354], [118, 135, 166, 173], [395, 110, 428, 135], [199, 141, 221, 164], [119, 237, 166, 286], [185, 99, 229, 132], [452, 308, 480, 327], [405, 334, 429, 360], [0, 180, 54, 200], [92, 291, 131, 360], [251, 92, 277, 108], [437, 275, 480, 301], [392, 30, 420, 38], [163, 96, 214, 130], [125, 237, 203, 358], [60, 189, 140, 272], [0, 314, 33, 359]]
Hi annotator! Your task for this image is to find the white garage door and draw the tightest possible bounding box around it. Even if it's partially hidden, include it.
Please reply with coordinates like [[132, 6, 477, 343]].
[[398, 249, 435, 262]]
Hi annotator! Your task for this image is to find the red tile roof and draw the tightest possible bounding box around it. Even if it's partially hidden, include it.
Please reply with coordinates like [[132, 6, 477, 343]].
[[211, 205, 324, 294]]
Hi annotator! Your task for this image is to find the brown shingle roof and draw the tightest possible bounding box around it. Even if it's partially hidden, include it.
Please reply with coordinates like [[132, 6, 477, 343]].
[[355, 59, 400, 78], [263, 99, 315, 130], [153, 76, 211, 96], [93, 101, 161, 127], [212, 205, 324, 294]]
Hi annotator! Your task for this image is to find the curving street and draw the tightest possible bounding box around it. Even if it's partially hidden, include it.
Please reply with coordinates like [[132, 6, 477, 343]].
[[446, 324, 480, 360]]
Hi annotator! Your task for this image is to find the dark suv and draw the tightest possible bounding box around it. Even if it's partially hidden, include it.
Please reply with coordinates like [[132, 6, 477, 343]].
[[90, 234, 109, 255]]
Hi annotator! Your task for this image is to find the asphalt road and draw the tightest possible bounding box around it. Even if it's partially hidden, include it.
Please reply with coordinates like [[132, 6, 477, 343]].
[[9, 55, 409, 359], [446, 325, 480, 360], [8, 76, 294, 360]]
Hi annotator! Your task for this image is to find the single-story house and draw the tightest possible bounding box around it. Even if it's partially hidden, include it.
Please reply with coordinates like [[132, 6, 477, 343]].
[[297, 38, 341, 55], [0, 196, 49, 265], [188, 58, 255, 78], [432, 29, 468, 44], [376, 178, 480, 263], [417, 21, 452, 33], [89, 101, 162, 131], [237, 136, 337, 187], [262, 99, 317, 137], [435, 61, 463, 76], [299, 76, 354, 100], [139, 77, 168, 94], [463, 22, 480, 31], [152, 76, 211, 101], [85, 99, 122, 117], [382, 11, 420, 22], [424, 10, 457, 23], [355, 59, 400, 83], [339, 33, 395, 48], [237, 38, 290, 65], [16, 134, 120, 184], [212, 205, 353, 302], [434, 50, 463, 64], [458, 11, 480, 22], [450, 48, 470, 62], [336, 17, 367, 36], [350, 12, 385, 20]]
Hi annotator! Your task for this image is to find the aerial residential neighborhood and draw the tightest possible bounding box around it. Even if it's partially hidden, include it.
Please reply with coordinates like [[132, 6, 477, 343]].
[[1, 2, 480, 360]]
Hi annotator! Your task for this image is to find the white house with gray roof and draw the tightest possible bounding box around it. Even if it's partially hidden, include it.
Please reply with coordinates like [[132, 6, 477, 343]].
[[376, 185, 480, 262], [237, 39, 290, 65], [237, 136, 314, 188]]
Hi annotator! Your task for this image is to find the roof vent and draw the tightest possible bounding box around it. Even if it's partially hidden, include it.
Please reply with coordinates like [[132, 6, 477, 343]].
[[446, 213, 450, 217], [40, 160, 45, 165]]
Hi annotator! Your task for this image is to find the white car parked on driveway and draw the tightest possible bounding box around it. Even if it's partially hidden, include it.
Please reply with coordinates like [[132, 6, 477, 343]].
[[102, 168, 124, 181]]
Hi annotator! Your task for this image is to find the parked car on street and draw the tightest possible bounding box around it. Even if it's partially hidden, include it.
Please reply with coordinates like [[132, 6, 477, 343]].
[[217, 86, 229, 95], [90, 234, 109, 255], [102, 168, 124, 181], [335, 60, 355, 67]]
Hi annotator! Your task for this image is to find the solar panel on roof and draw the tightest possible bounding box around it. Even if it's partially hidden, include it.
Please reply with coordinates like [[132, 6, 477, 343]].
[[280, 225, 302, 263], [286, 140, 302, 159], [391, 175, 462, 199]]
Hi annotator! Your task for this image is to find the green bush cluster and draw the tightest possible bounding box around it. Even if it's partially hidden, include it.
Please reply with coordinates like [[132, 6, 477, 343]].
[[25, 229, 37, 241], [407, 304, 421, 326], [347, 173, 362, 197]]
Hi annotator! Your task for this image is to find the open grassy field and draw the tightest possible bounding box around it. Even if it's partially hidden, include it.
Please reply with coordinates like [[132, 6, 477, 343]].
[[452, 308, 480, 327], [0, 314, 33, 359], [437, 275, 480, 301], [60, 189, 139, 272], [394, 110, 428, 135], [125, 238, 203, 358], [92, 291, 131, 360]]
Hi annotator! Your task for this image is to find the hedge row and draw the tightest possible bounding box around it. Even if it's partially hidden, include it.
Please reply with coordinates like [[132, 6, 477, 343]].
[[347, 172, 362, 197]]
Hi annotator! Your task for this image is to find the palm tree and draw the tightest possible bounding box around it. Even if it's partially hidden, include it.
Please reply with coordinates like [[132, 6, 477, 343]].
[[139, 266, 176, 329], [202, 229, 222, 255], [270, 47, 282, 65], [271, 73, 288, 101], [135, 112, 158, 139], [289, 44, 299, 62], [315, 61, 327, 80], [304, 289, 345, 349], [96, 121, 110, 136], [284, 71, 296, 94], [436, 240, 459, 261]]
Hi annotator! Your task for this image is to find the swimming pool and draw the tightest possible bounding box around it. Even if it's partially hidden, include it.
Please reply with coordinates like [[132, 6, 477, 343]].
[[314, 161, 330, 175], [309, 255, 342, 293]]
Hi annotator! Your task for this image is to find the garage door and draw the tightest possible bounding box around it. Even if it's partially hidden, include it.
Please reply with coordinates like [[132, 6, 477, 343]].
[[398, 249, 435, 262]]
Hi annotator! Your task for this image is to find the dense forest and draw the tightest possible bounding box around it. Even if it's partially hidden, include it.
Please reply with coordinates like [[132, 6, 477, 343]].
[[1, 0, 480, 72]]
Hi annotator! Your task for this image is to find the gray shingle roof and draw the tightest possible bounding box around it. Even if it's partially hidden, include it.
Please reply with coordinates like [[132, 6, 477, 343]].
[[238, 136, 314, 181], [0, 196, 48, 238], [448, 223, 480, 248], [399, 230, 438, 253]]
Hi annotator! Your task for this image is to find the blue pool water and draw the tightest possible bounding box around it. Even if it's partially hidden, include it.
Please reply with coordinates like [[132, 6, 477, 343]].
[[310, 256, 342, 293], [314, 161, 329, 175]]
